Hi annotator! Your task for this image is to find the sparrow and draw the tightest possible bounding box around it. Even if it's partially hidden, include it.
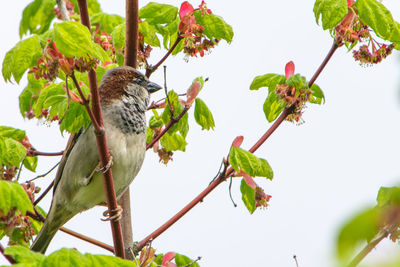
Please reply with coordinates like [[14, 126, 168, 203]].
[[31, 66, 162, 253]]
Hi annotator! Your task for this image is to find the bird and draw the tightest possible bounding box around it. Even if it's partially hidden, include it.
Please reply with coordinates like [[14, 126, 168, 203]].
[[31, 66, 162, 253]]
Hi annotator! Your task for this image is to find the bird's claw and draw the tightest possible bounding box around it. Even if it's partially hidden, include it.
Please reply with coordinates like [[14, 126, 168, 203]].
[[96, 155, 113, 173], [101, 205, 123, 222]]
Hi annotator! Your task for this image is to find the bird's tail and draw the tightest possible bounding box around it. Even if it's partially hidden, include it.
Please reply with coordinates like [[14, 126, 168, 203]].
[[30, 219, 59, 253]]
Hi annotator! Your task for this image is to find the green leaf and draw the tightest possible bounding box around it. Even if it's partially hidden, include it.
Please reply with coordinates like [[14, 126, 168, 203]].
[[356, 0, 400, 43], [139, 21, 161, 47], [19, 74, 47, 117], [60, 102, 91, 134], [139, 2, 178, 25], [174, 254, 200, 267], [194, 98, 215, 130], [160, 132, 187, 152], [112, 23, 126, 50], [1, 138, 27, 168], [250, 74, 285, 91], [24, 156, 38, 172], [2, 35, 42, 83], [35, 83, 65, 117], [309, 84, 325, 104], [0, 126, 26, 140], [194, 12, 234, 43], [336, 207, 380, 260], [263, 92, 285, 122], [19, 0, 56, 38], [313, 0, 348, 30], [240, 178, 256, 214], [149, 116, 163, 128], [53, 21, 99, 60], [4, 246, 44, 265], [376, 187, 400, 207], [146, 127, 154, 144], [90, 12, 125, 34], [0, 180, 34, 215], [161, 91, 189, 137], [229, 146, 273, 179], [286, 74, 308, 89]]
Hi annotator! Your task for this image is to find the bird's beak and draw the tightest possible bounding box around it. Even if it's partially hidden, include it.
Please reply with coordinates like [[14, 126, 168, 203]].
[[146, 81, 162, 93]]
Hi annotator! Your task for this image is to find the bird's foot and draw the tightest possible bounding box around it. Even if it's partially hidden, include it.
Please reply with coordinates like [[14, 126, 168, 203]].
[[101, 204, 123, 221], [96, 155, 113, 173]]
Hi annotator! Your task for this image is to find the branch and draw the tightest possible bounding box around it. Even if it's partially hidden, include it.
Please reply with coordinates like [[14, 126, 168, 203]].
[[121, 0, 139, 260], [138, 40, 340, 250], [56, 0, 70, 21], [146, 105, 190, 150], [59, 227, 114, 253], [0, 243, 15, 264], [27, 149, 64, 157], [145, 36, 183, 78], [77, 0, 125, 258], [34, 180, 54, 206]]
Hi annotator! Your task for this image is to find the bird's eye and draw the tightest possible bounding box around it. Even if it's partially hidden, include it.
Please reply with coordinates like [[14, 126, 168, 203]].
[[133, 76, 145, 84]]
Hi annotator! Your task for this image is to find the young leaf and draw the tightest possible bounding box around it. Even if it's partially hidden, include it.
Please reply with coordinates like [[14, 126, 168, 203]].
[[174, 253, 200, 267], [309, 84, 325, 104], [263, 92, 285, 122], [139, 2, 178, 25], [59, 102, 91, 133], [250, 74, 285, 91], [19, 0, 56, 38], [139, 21, 161, 47], [286, 74, 308, 89], [24, 156, 38, 172], [229, 146, 273, 179], [90, 12, 125, 34], [240, 178, 256, 214], [376, 186, 400, 207], [194, 98, 215, 130], [0, 180, 34, 215], [0, 126, 26, 140], [194, 12, 234, 43], [4, 246, 44, 265], [2, 35, 42, 83], [1, 138, 26, 168], [69, 0, 102, 16], [160, 132, 187, 152], [112, 23, 126, 50], [313, 0, 348, 30], [355, 0, 400, 43]]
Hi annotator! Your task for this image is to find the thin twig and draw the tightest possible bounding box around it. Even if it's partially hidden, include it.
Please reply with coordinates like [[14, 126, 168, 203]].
[[28, 149, 64, 157], [59, 227, 114, 253], [56, 0, 70, 21], [145, 36, 183, 78], [34, 180, 54, 206], [146, 106, 190, 150], [16, 157, 25, 181], [26, 161, 60, 183], [294, 255, 299, 267]]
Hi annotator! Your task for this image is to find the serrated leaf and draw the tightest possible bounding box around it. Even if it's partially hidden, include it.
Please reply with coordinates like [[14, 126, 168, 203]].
[[250, 74, 285, 91], [90, 12, 125, 34], [53, 21, 99, 60], [19, 0, 56, 38], [229, 146, 273, 179], [286, 74, 308, 89], [139, 21, 161, 47], [356, 0, 400, 43], [146, 127, 154, 144], [160, 132, 187, 152], [60, 102, 91, 133], [263, 92, 285, 122], [2, 35, 42, 83], [194, 12, 234, 43], [139, 2, 178, 25], [309, 84, 325, 104], [35, 83, 65, 117], [4, 246, 44, 265], [161, 91, 188, 137], [0, 180, 34, 215], [336, 207, 380, 260], [112, 23, 126, 50], [194, 98, 215, 130], [0, 126, 26, 140], [1, 138, 27, 168], [174, 253, 200, 267], [240, 178, 256, 214], [313, 0, 348, 30]]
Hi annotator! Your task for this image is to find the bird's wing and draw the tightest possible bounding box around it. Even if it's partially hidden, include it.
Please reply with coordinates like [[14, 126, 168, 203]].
[[52, 129, 83, 193]]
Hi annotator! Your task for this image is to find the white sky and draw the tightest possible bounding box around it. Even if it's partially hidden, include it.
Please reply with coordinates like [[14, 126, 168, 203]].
[[1, 1, 400, 266]]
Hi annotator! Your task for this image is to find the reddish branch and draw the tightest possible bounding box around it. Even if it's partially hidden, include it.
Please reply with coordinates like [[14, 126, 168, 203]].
[[145, 36, 183, 78], [77, 0, 125, 259], [34, 180, 54, 206], [59, 227, 114, 253], [27, 149, 64, 156], [137, 41, 340, 250]]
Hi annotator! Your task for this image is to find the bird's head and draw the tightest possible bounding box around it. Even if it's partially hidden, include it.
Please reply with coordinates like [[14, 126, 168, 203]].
[[99, 66, 162, 107]]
